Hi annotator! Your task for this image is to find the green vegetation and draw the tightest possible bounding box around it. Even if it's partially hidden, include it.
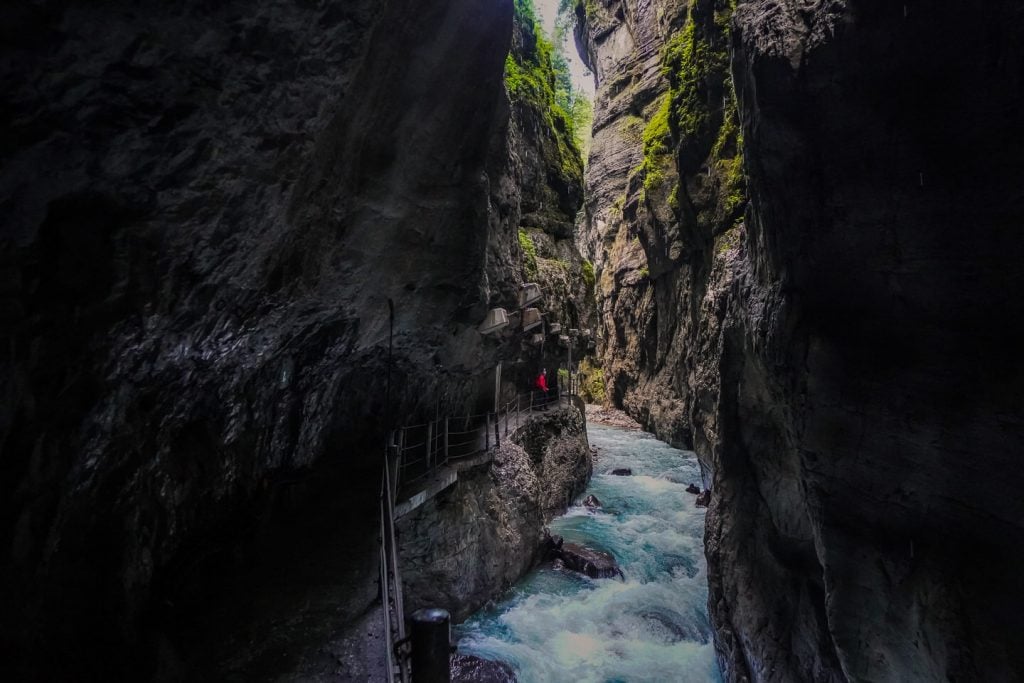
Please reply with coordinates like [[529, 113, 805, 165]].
[[506, 0, 588, 180], [577, 358, 607, 404], [638, 265, 649, 279], [611, 194, 626, 215], [659, 3, 746, 228], [581, 259, 595, 290], [639, 94, 672, 192], [519, 228, 538, 278], [715, 225, 742, 255]]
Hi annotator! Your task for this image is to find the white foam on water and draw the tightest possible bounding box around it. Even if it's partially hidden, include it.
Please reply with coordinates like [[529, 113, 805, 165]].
[[456, 424, 722, 682]]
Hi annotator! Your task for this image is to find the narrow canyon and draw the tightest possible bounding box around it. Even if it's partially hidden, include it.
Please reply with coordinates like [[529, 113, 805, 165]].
[[2, 0, 1022, 681]]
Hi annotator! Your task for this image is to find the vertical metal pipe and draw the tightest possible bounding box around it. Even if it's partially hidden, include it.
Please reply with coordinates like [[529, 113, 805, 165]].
[[379, 499, 395, 682], [426, 422, 433, 470], [494, 362, 502, 416], [443, 417, 449, 465]]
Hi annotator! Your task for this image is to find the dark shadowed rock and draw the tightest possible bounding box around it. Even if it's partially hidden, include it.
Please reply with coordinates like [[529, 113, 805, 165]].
[[583, 494, 602, 508], [695, 490, 710, 509], [543, 529, 565, 555], [610, 468, 632, 476], [579, 0, 1024, 681], [452, 654, 517, 682], [556, 542, 622, 579], [685, 484, 700, 495]]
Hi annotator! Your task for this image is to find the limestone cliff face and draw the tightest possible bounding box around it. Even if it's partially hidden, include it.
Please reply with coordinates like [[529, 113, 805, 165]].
[[581, 0, 1024, 680], [0, 0, 548, 678], [577, 0, 742, 451]]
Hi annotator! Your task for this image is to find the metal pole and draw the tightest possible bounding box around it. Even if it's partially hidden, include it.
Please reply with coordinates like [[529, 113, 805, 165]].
[[385, 456, 405, 630], [568, 339, 572, 396], [379, 498, 395, 682], [443, 417, 449, 464], [386, 298, 395, 436], [494, 413, 500, 449], [494, 362, 502, 416], [426, 421, 433, 470]]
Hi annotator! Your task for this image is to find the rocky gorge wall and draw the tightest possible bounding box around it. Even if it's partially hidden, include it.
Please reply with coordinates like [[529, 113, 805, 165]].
[[575, 0, 743, 451], [579, 0, 1024, 680], [0, 0, 593, 678], [397, 404, 591, 622]]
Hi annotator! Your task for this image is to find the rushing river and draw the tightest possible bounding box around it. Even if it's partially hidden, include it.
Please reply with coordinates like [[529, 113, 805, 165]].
[[455, 423, 722, 682]]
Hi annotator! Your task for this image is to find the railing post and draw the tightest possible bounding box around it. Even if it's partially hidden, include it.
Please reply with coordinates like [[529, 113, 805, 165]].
[[494, 413, 500, 449], [443, 417, 449, 464], [426, 421, 434, 470]]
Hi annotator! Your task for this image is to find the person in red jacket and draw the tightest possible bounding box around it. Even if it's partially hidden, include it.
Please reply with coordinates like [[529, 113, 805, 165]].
[[535, 369, 549, 407]]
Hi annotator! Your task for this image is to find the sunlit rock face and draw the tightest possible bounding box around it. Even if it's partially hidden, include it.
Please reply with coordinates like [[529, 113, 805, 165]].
[[580, 0, 1024, 680], [0, 0, 521, 677]]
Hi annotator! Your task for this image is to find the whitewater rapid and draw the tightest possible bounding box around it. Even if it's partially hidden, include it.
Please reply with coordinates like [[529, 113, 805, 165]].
[[455, 423, 722, 682]]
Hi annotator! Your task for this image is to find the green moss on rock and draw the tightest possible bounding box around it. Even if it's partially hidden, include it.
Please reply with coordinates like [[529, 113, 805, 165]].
[[519, 228, 539, 278], [506, 0, 585, 189]]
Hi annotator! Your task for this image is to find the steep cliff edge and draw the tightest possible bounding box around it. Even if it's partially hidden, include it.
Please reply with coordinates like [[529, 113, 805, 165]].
[[576, 0, 744, 450], [708, 2, 1024, 680], [580, 0, 1024, 680], [0, 0, 534, 678]]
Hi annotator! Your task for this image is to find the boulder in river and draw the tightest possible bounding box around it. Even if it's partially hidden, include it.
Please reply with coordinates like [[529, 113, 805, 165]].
[[695, 489, 711, 508], [452, 653, 517, 682], [685, 484, 701, 495], [583, 494, 602, 508], [556, 542, 623, 579], [610, 468, 632, 476]]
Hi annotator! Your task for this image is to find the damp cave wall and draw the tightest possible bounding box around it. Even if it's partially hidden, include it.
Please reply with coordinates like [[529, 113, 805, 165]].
[[577, 0, 1024, 680], [0, 0, 590, 677]]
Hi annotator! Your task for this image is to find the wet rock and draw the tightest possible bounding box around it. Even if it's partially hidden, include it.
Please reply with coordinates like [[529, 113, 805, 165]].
[[556, 542, 622, 580], [685, 484, 700, 495], [583, 494, 602, 508], [610, 468, 632, 476], [543, 529, 564, 554], [585, 404, 643, 430], [512, 406, 593, 516], [695, 490, 711, 509], [452, 654, 517, 682]]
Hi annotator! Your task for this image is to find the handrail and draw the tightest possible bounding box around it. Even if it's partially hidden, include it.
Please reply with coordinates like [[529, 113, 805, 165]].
[[392, 391, 574, 492], [379, 449, 409, 682], [378, 387, 576, 677]]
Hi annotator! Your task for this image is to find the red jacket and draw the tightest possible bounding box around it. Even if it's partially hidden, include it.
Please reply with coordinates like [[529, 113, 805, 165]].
[[535, 373, 548, 392]]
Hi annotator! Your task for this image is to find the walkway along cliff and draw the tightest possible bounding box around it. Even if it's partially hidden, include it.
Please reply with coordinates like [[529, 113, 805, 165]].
[[575, 0, 1024, 680]]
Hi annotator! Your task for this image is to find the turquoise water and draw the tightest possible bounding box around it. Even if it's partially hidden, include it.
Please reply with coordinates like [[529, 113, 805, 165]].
[[455, 424, 722, 682]]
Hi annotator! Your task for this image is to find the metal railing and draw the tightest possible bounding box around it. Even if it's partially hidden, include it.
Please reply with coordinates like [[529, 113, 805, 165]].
[[393, 389, 570, 494], [379, 384, 576, 680], [379, 451, 410, 682]]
